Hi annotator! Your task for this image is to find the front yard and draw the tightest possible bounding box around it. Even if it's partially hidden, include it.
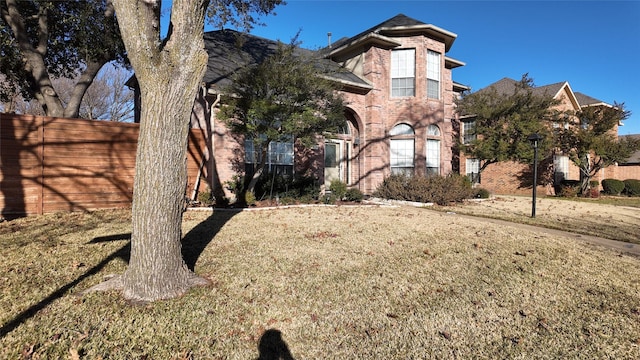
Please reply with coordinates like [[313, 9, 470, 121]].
[[1, 200, 639, 358]]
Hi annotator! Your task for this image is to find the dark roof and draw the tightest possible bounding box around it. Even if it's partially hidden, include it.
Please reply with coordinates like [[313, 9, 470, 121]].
[[479, 77, 566, 98], [202, 29, 371, 93], [328, 14, 426, 51], [619, 134, 640, 164], [323, 13, 457, 56], [574, 92, 608, 107], [533, 81, 567, 98], [202, 30, 281, 89]]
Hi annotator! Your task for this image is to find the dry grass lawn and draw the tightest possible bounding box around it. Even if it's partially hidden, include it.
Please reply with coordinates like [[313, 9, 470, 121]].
[[1, 199, 639, 359], [435, 195, 640, 244]]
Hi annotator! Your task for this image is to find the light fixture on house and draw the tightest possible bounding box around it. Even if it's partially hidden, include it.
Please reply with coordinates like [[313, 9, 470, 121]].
[[527, 133, 543, 218]]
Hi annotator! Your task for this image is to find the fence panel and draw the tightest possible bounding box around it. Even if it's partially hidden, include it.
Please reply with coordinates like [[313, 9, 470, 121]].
[[1, 113, 207, 218]]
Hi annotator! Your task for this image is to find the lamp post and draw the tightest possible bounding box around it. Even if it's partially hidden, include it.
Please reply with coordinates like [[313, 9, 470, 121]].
[[527, 133, 543, 218]]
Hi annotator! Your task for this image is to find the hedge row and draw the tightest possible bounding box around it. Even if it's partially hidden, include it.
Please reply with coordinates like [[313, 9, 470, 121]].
[[373, 173, 488, 205], [601, 178, 640, 196]]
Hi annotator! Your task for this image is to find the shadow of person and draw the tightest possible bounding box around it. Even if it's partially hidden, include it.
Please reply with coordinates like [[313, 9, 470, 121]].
[[256, 329, 295, 360]]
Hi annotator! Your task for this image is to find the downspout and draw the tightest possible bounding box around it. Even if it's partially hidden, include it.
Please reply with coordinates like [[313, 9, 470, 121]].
[[190, 89, 221, 201], [208, 92, 222, 197]]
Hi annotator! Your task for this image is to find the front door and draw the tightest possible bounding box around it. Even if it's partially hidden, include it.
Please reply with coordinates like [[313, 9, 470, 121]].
[[324, 141, 342, 188]]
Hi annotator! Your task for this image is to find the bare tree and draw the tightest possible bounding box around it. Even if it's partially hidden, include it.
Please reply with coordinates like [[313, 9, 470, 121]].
[[2, 65, 134, 121], [0, 0, 126, 118], [78, 65, 134, 121]]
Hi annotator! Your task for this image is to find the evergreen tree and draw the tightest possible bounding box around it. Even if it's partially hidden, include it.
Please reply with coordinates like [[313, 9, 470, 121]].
[[218, 41, 346, 195], [555, 103, 639, 194], [456, 75, 561, 176]]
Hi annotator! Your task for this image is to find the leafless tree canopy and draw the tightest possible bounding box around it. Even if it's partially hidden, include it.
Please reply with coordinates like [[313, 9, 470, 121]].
[[1, 64, 134, 122]]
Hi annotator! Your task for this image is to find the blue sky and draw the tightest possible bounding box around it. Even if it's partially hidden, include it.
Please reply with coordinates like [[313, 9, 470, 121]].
[[184, 0, 640, 135]]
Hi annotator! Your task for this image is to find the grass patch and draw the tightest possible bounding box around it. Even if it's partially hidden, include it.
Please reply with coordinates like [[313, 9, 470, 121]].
[[436, 195, 640, 245], [1, 206, 640, 358]]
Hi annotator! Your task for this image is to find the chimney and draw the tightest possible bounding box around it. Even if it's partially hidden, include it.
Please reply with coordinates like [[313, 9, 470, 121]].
[[327, 32, 332, 48]]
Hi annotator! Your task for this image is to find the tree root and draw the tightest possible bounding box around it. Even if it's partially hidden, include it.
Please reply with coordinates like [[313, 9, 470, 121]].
[[80, 272, 211, 302], [79, 274, 124, 295]]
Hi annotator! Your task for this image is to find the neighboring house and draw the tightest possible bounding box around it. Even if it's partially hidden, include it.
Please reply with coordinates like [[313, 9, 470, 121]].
[[459, 77, 638, 195], [176, 14, 467, 199], [615, 134, 640, 180]]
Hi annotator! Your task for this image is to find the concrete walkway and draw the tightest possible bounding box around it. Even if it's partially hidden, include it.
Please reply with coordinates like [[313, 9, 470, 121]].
[[449, 212, 640, 257]]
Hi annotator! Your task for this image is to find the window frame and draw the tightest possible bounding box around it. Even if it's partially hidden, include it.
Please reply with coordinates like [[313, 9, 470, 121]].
[[391, 49, 416, 97], [426, 124, 441, 175], [389, 123, 415, 175], [466, 158, 481, 184], [463, 120, 476, 145], [245, 135, 295, 175], [426, 50, 441, 100]]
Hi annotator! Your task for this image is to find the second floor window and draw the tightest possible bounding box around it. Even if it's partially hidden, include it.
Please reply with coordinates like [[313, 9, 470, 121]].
[[463, 120, 476, 144], [391, 49, 415, 97], [426, 50, 440, 99]]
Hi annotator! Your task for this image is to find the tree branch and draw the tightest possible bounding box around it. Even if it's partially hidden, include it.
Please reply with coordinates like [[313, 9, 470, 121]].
[[35, 2, 47, 56]]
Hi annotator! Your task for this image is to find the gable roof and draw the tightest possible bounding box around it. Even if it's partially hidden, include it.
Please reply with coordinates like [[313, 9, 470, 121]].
[[574, 92, 609, 108], [324, 13, 458, 58], [482, 77, 561, 97], [202, 29, 372, 94], [478, 77, 581, 110]]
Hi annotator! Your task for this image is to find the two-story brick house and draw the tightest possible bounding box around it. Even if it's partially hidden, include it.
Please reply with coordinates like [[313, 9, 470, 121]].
[[186, 14, 467, 199], [459, 77, 626, 195]]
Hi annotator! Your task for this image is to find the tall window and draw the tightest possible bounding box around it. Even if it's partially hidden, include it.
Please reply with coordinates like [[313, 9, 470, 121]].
[[463, 120, 476, 144], [245, 136, 294, 175], [426, 50, 440, 99], [390, 123, 415, 175], [426, 125, 441, 175], [554, 154, 569, 184], [466, 158, 480, 184], [391, 49, 415, 97]]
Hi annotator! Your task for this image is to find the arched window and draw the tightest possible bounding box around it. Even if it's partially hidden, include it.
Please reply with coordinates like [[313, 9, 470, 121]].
[[337, 120, 351, 135], [426, 124, 440, 175], [390, 123, 415, 175]]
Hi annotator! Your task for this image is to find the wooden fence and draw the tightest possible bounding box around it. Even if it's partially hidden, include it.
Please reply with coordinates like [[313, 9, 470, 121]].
[[0, 113, 207, 219]]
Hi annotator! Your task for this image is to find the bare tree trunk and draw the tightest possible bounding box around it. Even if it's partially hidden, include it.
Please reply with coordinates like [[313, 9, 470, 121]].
[[124, 86, 206, 301], [113, 0, 210, 302], [246, 145, 269, 194]]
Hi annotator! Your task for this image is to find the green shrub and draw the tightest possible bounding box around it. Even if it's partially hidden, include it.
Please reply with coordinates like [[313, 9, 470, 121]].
[[252, 173, 320, 203], [373, 174, 411, 200], [244, 191, 256, 206], [602, 178, 625, 195], [373, 173, 473, 205], [589, 180, 600, 188], [344, 188, 364, 202], [329, 179, 348, 200], [556, 180, 580, 197], [473, 188, 491, 199], [224, 175, 244, 196], [624, 179, 640, 196], [322, 193, 337, 205], [197, 189, 214, 206]]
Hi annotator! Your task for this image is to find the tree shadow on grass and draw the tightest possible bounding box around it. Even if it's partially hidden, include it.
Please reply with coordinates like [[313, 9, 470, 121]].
[[0, 209, 240, 338], [0, 234, 131, 338], [181, 209, 241, 271]]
